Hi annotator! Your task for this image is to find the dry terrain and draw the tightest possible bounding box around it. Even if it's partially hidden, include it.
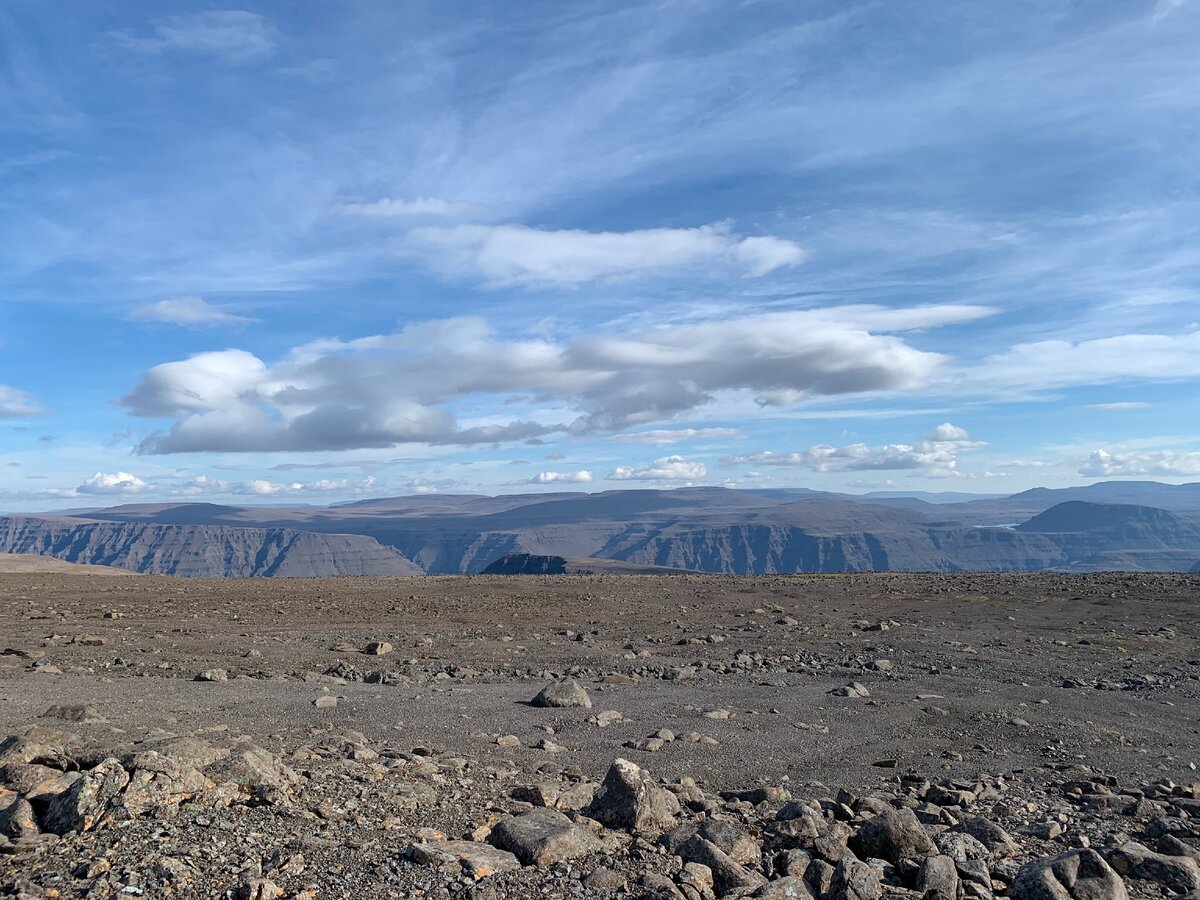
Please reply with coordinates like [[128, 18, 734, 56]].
[[1, 569, 1198, 899]]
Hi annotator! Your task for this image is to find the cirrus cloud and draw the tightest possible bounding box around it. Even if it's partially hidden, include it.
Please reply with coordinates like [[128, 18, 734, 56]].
[[405, 222, 806, 286]]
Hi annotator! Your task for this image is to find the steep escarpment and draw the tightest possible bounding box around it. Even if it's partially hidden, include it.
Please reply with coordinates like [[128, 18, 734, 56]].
[[1015, 502, 1200, 571], [0, 516, 422, 577]]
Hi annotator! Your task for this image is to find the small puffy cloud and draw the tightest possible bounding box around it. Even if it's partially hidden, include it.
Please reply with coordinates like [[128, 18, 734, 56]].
[[122, 306, 985, 454], [406, 222, 805, 286], [725, 423, 984, 477], [530, 470, 593, 484], [339, 197, 479, 219], [1085, 402, 1152, 411], [114, 11, 280, 63], [78, 471, 147, 495], [609, 455, 707, 481], [1079, 449, 1200, 477], [0, 385, 44, 418], [611, 427, 742, 445], [130, 297, 257, 328]]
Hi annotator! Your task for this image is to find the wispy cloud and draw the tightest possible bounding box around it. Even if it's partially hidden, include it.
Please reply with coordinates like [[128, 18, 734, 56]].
[[405, 223, 806, 287], [0, 385, 44, 418], [1085, 401, 1153, 411], [611, 427, 742, 445], [130, 297, 257, 328], [339, 197, 480, 219], [113, 11, 280, 63]]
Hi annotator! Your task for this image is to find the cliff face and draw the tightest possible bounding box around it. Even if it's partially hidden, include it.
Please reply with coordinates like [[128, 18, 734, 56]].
[[0, 516, 423, 577]]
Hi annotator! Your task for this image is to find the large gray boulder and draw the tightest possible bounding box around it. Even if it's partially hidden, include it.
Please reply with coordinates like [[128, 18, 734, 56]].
[[1010, 849, 1128, 900], [849, 807, 935, 862], [587, 758, 680, 834], [487, 807, 602, 867], [531, 679, 593, 709]]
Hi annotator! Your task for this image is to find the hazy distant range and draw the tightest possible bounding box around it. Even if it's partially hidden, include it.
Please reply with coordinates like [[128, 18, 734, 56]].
[[2, 481, 1199, 578]]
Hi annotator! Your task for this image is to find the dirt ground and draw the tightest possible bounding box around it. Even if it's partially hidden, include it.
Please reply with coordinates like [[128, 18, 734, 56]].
[[2, 571, 1197, 792]]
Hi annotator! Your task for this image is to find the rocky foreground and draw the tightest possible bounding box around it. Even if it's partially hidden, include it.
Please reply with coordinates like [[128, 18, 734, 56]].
[[1, 571, 1198, 898], [3, 676, 1200, 899]]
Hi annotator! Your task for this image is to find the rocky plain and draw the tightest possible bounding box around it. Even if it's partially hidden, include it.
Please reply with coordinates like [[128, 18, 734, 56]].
[[1, 568, 1199, 900]]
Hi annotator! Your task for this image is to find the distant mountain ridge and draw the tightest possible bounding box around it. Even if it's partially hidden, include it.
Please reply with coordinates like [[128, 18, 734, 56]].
[[26, 481, 1199, 575], [0, 516, 422, 578]]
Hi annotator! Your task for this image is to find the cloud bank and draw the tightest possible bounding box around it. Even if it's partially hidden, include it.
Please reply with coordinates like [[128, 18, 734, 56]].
[[124, 306, 987, 454], [725, 423, 985, 477]]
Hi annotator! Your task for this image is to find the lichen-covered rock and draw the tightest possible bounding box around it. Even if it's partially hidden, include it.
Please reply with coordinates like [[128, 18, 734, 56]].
[[829, 857, 882, 900], [40, 758, 129, 834], [408, 840, 522, 879], [1108, 841, 1200, 894]]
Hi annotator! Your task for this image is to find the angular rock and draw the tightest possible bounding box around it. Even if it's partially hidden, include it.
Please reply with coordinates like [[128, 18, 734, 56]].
[[40, 758, 129, 834], [0, 796, 39, 841], [680, 835, 769, 895], [753, 876, 815, 899], [917, 854, 961, 900], [956, 814, 1019, 858], [588, 758, 680, 834], [829, 857, 882, 900], [849, 806, 935, 863], [1010, 849, 1128, 900], [488, 807, 602, 866], [408, 840, 522, 879], [532, 678, 593, 709], [1108, 841, 1200, 894]]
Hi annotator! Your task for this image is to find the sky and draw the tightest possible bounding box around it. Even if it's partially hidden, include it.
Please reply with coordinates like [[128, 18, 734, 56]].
[[2, 0, 1200, 510]]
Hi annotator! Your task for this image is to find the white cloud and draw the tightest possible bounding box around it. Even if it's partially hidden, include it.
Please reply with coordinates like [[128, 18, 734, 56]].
[[405, 222, 806, 286], [130, 297, 257, 328], [530, 470, 593, 484], [611, 427, 743, 445], [1085, 401, 1152, 411], [123, 306, 983, 454], [0, 385, 44, 418], [1079, 448, 1200, 477], [725, 423, 985, 477], [114, 11, 280, 63], [339, 197, 479, 219], [609, 455, 707, 481], [978, 330, 1200, 388], [78, 471, 147, 495]]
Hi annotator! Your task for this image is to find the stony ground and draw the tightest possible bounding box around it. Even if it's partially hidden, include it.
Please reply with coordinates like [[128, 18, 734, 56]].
[[1, 571, 1198, 899]]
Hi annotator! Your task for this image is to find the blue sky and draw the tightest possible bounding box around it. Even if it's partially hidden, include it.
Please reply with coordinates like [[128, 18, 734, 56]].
[[2, 0, 1199, 509]]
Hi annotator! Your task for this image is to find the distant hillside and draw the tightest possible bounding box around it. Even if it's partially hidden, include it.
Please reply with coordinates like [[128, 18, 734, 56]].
[[61, 486, 1200, 575], [1015, 501, 1200, 571], [0, 516, 422, 578]]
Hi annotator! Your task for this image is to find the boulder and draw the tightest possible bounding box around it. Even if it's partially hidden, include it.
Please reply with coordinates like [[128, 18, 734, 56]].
[[829, 857, 882, 900], [849, 807, 935, 862], [40, 758, 129, 834], [917, 854, 961, 900], [487, 807, 602, 866], [680, 835, 769, 895], [532, 679, 593, 709], [587, 758, 680, 834], [1108, 841, 1200, 894], [408, 840, 522, 879], [1010, 849, 1128, 900]]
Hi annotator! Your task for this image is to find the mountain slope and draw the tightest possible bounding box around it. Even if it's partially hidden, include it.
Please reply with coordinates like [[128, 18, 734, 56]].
[[0, 516, 422, 577], [1015, 501, 1200, 571]]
